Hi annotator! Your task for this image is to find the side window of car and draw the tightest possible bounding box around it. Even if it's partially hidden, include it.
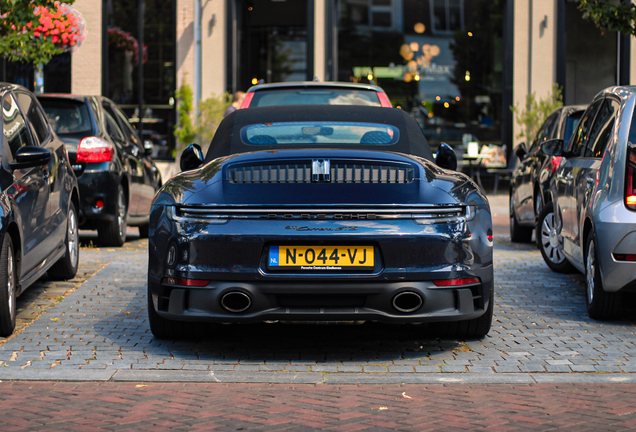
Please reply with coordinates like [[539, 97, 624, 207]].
[[530, 112, 558, 152], [103, 109, 125, 142], [2, 93, 34, 160], [569, 98, 604, 157], [586, 98, 619, 158], [14, 91, 49, 146], [111, 105, 141, 147]]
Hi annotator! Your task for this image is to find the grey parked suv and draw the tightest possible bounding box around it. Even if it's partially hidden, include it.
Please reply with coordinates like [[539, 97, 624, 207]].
[[539, 86, 636, 319]]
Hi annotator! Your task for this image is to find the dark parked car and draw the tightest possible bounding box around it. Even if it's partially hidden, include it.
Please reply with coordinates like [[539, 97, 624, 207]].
[[0, 84, 80, 336], [240, 81, 393, 108], [509, 105, 585, 243], [539, 86, 636, 319], [38, 95, 162, 246], [147, 105, 494, 340]]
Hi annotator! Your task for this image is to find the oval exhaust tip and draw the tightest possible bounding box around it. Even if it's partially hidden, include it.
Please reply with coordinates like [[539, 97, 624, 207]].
[[221, 291, 252, 313], [393, 291, 423, 313]]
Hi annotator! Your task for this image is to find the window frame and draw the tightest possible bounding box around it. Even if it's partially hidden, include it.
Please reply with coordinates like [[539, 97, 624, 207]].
[[13, 90, 51, 147], [430, 0, 464, 35]]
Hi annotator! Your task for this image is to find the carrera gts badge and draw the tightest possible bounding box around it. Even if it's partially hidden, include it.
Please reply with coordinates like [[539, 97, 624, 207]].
[[286, 226, 358, 232], [312, 159, 330, 182]]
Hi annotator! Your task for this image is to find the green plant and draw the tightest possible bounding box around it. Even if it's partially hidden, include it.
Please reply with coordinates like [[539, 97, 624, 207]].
[[195, 92, 232, 147], [174, 82, 197, 153], [510, 83, 563, 145]]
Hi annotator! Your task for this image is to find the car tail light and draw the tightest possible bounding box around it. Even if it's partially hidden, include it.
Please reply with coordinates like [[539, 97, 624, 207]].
[[239, 92, 254, 109], [550, 156, 562, 174], [433, 277, 480, 287], [162, 277, 210, 287], [614, 254, 636, 262], [378, 92, 392, 107], [627, 145, 636, 210], [76, 137, 115, 163]]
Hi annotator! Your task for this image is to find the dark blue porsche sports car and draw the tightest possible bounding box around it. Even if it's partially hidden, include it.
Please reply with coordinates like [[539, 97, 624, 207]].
[[147, 106, 494, 339]]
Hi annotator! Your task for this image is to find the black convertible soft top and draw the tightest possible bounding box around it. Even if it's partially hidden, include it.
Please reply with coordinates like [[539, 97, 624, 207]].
[[204, 105, 433, 162]]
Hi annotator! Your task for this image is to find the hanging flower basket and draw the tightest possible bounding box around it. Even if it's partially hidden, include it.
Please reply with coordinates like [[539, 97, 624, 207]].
[[108, 27, 148, 66], [0, 1, 87, 64], [32, 2, 87, 52]]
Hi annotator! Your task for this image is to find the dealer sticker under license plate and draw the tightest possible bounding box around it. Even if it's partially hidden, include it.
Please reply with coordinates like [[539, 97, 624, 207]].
[[269, 246, 374, 270]]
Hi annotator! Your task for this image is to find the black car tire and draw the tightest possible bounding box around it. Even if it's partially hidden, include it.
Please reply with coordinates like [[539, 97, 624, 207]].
[[98, 184, 128, 247], [537, 201, 575, 273], [585, 232, 620, 320], [429, 289, 493, 339], [0, 235, 17, 337], [510, 194, 533, 242], [138, 223, 149, 239], [147, 286, 192, 339], [49, 202, 80, 280]]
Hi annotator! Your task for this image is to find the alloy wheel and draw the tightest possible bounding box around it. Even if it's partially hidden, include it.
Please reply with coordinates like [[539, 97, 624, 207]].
[[7, 244, 15, 320], [540, 211, 565, 264], [117, 188, 127, 239], [68, 207, 79, 268], [586, 239, 596, 303]]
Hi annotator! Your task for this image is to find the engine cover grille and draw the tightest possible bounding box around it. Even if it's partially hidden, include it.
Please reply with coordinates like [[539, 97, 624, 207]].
[[227, 161, 415, 184]]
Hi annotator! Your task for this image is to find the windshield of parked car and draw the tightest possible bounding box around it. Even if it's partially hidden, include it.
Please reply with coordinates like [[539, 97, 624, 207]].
[[38, 98, 92, 134], [250, 88, 381, 107], [241, 122, 399, 146]]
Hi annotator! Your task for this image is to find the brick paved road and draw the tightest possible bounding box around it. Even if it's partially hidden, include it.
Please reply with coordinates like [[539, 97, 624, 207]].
[[1, 195, 636, 383], [2, 381, 636, 431], [0, 194, 636, 429]]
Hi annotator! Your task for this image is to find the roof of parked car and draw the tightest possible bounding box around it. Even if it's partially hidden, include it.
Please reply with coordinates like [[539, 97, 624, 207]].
[[245, 81, 387, 93]]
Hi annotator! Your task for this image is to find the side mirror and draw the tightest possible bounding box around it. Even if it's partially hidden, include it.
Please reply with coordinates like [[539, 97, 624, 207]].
[[435, 142, 458, 171], [144, 139, 154, 156], [540, 138, 564, 157], [180, 143, 204, 171], [514, 142, 527, 160], [9, 146, 51, 170]]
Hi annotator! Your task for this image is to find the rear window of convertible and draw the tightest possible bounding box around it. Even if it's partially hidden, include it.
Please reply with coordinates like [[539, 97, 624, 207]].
[[240, 122, 400, 146]]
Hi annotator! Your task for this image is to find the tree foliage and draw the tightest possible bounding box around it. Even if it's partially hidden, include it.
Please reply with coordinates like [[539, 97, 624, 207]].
[[0, 0, 82, 65], [578, 0, 636, 35], [174, 81, 197, 151], [196, 93, 232, 150], [510, 83, 563, 145], [174, 81, 232, 155]]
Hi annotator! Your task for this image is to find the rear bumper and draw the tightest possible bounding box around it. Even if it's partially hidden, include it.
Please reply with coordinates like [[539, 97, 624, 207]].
[[148, 273, 493, 323], [595, 201, 636, 292], [76, 167, 121, 225]]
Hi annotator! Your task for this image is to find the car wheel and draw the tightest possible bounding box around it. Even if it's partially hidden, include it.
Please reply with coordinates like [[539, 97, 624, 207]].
[[510, 194, 533, 242], [138, 223, 149, 239], [98, 184, 128, 247], [147, 286, 192, 339], [429, 289, 493, 339], [537, 201, 575, 273], [0, 235, 17, 337], [49, 202, 80, 280], [585, 232, 620, 320]]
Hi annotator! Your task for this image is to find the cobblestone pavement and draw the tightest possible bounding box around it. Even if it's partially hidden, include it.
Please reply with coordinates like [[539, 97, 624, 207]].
[[0, 195, 635, 384], [2, 381, 636, 431]]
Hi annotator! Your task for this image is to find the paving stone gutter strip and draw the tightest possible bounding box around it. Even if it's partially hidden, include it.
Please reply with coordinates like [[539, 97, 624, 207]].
[[1, 230, 636, 384]]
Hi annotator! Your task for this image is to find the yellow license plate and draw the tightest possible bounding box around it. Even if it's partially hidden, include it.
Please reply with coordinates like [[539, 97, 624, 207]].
[[269, 246, 374, 270]]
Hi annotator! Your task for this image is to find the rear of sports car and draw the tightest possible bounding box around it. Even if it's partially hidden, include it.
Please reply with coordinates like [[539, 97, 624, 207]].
[[147, 149, 494, 339]]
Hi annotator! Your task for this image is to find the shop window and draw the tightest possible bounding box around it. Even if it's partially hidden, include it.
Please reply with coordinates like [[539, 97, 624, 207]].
[[340, 0, 400, 31], [431, 0, 463, 34]]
